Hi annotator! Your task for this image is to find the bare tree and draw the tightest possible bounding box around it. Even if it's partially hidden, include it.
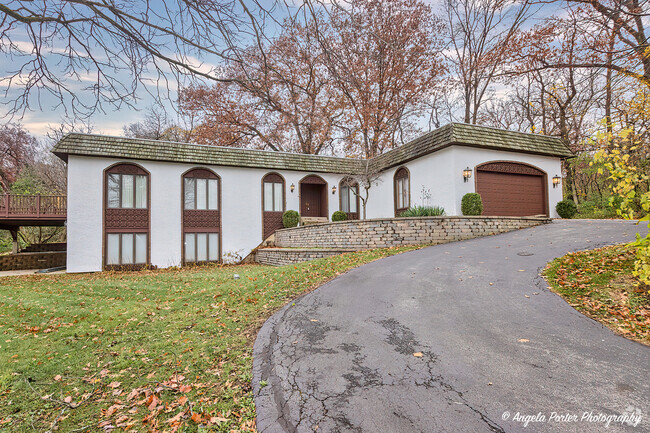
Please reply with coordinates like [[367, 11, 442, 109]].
[[444, 0, 532, 124], [312, 0, 447, 158], [344, 161, 384, 219], [0, 0, 286, 117], [123, 105, 190, 142]]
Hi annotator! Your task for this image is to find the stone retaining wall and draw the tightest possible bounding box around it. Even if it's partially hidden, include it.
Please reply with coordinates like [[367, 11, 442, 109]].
[[0, 251, 66, 271], [274, 216, 550, 249], [22, 242, 67, 253], [255, 248, 355, 266]]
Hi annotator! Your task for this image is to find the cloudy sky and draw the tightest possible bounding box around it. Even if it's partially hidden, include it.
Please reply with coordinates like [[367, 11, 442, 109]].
[[0, 0, 555, 140]]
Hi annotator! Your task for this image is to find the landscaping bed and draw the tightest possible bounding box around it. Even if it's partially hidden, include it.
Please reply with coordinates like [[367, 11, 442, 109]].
[[0, 245, 420, 432], [544, 244, 649, 345]]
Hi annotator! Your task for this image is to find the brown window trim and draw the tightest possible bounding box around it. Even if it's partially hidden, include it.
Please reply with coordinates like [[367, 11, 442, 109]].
[[183, 231, 220, 264], [394, 166, 410, 216], [183, 170, 219, 210], [103, 162, 151, 270], [262, 172, 286, 213], [339, 177, 360, 220], [261, 172, 286, 240], [105, 232, 149, 267], [106, 172, 148, 209], [181, 168, 222, 265]]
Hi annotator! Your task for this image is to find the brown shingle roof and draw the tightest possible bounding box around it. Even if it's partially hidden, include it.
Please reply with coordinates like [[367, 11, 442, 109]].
[[53, 134, 365, 174], [52, 123, 573, 174], [369, 123, 573, 171]]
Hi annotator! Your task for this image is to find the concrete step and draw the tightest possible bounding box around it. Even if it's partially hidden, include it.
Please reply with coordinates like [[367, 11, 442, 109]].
[[300, 217, 328, 226]]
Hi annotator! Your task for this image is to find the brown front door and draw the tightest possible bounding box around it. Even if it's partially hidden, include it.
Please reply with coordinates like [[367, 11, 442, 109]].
[[301, 184, 322, 217]]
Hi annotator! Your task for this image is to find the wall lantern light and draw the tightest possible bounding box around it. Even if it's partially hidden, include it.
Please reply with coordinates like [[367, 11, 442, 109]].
[[463, 167, 472, 183], [290, 183, 295, 193], [332, 185, 337, 195], [552, 175, 561, 188]]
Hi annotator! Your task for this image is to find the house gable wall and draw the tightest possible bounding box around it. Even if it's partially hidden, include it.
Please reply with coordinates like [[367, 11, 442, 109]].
[[66, 156, 352, 272], [66, 144, 564, 272]]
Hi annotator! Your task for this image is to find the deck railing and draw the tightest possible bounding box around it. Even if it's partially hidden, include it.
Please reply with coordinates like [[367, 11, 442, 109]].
[[0, 194, 67, 218]]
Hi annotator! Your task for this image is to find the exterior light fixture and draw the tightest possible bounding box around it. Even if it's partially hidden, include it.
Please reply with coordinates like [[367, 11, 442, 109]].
[[463, 167, 472, 183], [552, 175, 561, 188], [290, 183, 295, 193], [332, 185, 337, 195]]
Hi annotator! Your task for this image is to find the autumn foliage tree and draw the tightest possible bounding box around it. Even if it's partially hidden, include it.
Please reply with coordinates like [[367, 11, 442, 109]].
[[0, 123, 35, 192], [318, 0, 446, 157], [180, 0, 445, 157], [180, 20, 342, 154]]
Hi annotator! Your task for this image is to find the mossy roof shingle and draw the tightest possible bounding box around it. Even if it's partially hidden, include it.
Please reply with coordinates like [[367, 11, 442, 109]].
[[53, 123, 573, 174], [53, 134, 365, 174], [369, 123, 573, 171]]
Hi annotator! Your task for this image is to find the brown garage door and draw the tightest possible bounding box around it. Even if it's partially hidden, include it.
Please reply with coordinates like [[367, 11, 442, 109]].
[[476, 162, 547, 216]]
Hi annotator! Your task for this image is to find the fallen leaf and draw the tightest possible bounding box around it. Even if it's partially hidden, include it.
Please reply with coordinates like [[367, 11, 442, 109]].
[[54, 375, 62, 381], [166, 410, 185, 424], [105, 404, 122, 417], [147, 395, 160, 411], [126, 389, 140, 401]]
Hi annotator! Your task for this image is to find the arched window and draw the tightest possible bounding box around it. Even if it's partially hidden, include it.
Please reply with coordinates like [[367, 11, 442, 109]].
[[262, 173, 285, 239], [184, 170, 219, 210], [394, 167, 410, 216], [182, 168, 221, 264], [263, 173, 285, 213], [339, 178, 359, 220], [104, 163, 150, 268], [107, 165, 148, 209]]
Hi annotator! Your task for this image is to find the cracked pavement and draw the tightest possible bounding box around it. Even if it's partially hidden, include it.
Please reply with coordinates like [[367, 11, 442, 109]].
[[253, 220, 650, 432]]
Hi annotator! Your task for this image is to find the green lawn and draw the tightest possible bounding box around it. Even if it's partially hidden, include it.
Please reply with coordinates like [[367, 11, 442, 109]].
[[544, 244, 650, 345], [0, 246, 420, 432]]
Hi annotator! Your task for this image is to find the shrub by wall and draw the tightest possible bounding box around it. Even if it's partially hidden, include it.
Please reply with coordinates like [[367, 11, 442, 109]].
[[400, 206, 445, 217], [461, 193, 483, 216], [282, 210, 300, 228], [556, 200, 578, 219]]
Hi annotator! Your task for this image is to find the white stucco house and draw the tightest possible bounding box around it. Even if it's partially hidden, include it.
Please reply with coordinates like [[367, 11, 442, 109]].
[[52, 122, 573, 272]]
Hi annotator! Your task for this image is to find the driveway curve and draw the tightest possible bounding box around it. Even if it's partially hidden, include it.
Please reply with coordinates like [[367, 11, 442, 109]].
[[253, 220, 649, 433]]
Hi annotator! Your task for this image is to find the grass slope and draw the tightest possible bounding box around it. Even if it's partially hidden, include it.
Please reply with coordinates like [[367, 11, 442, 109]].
[[0, 245, 420, 432], [544, 244, 649, 345]]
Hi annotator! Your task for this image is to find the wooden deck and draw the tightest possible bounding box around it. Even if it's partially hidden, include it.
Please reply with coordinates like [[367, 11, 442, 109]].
[[0, 194, 67, 229]]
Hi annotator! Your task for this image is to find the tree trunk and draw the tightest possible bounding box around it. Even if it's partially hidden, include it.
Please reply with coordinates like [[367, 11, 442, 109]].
[[9, 228, 19, 254]]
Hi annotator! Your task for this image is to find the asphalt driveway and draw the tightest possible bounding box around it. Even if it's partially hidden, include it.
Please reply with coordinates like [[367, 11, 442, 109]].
[[253, 220, 649, 433]]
